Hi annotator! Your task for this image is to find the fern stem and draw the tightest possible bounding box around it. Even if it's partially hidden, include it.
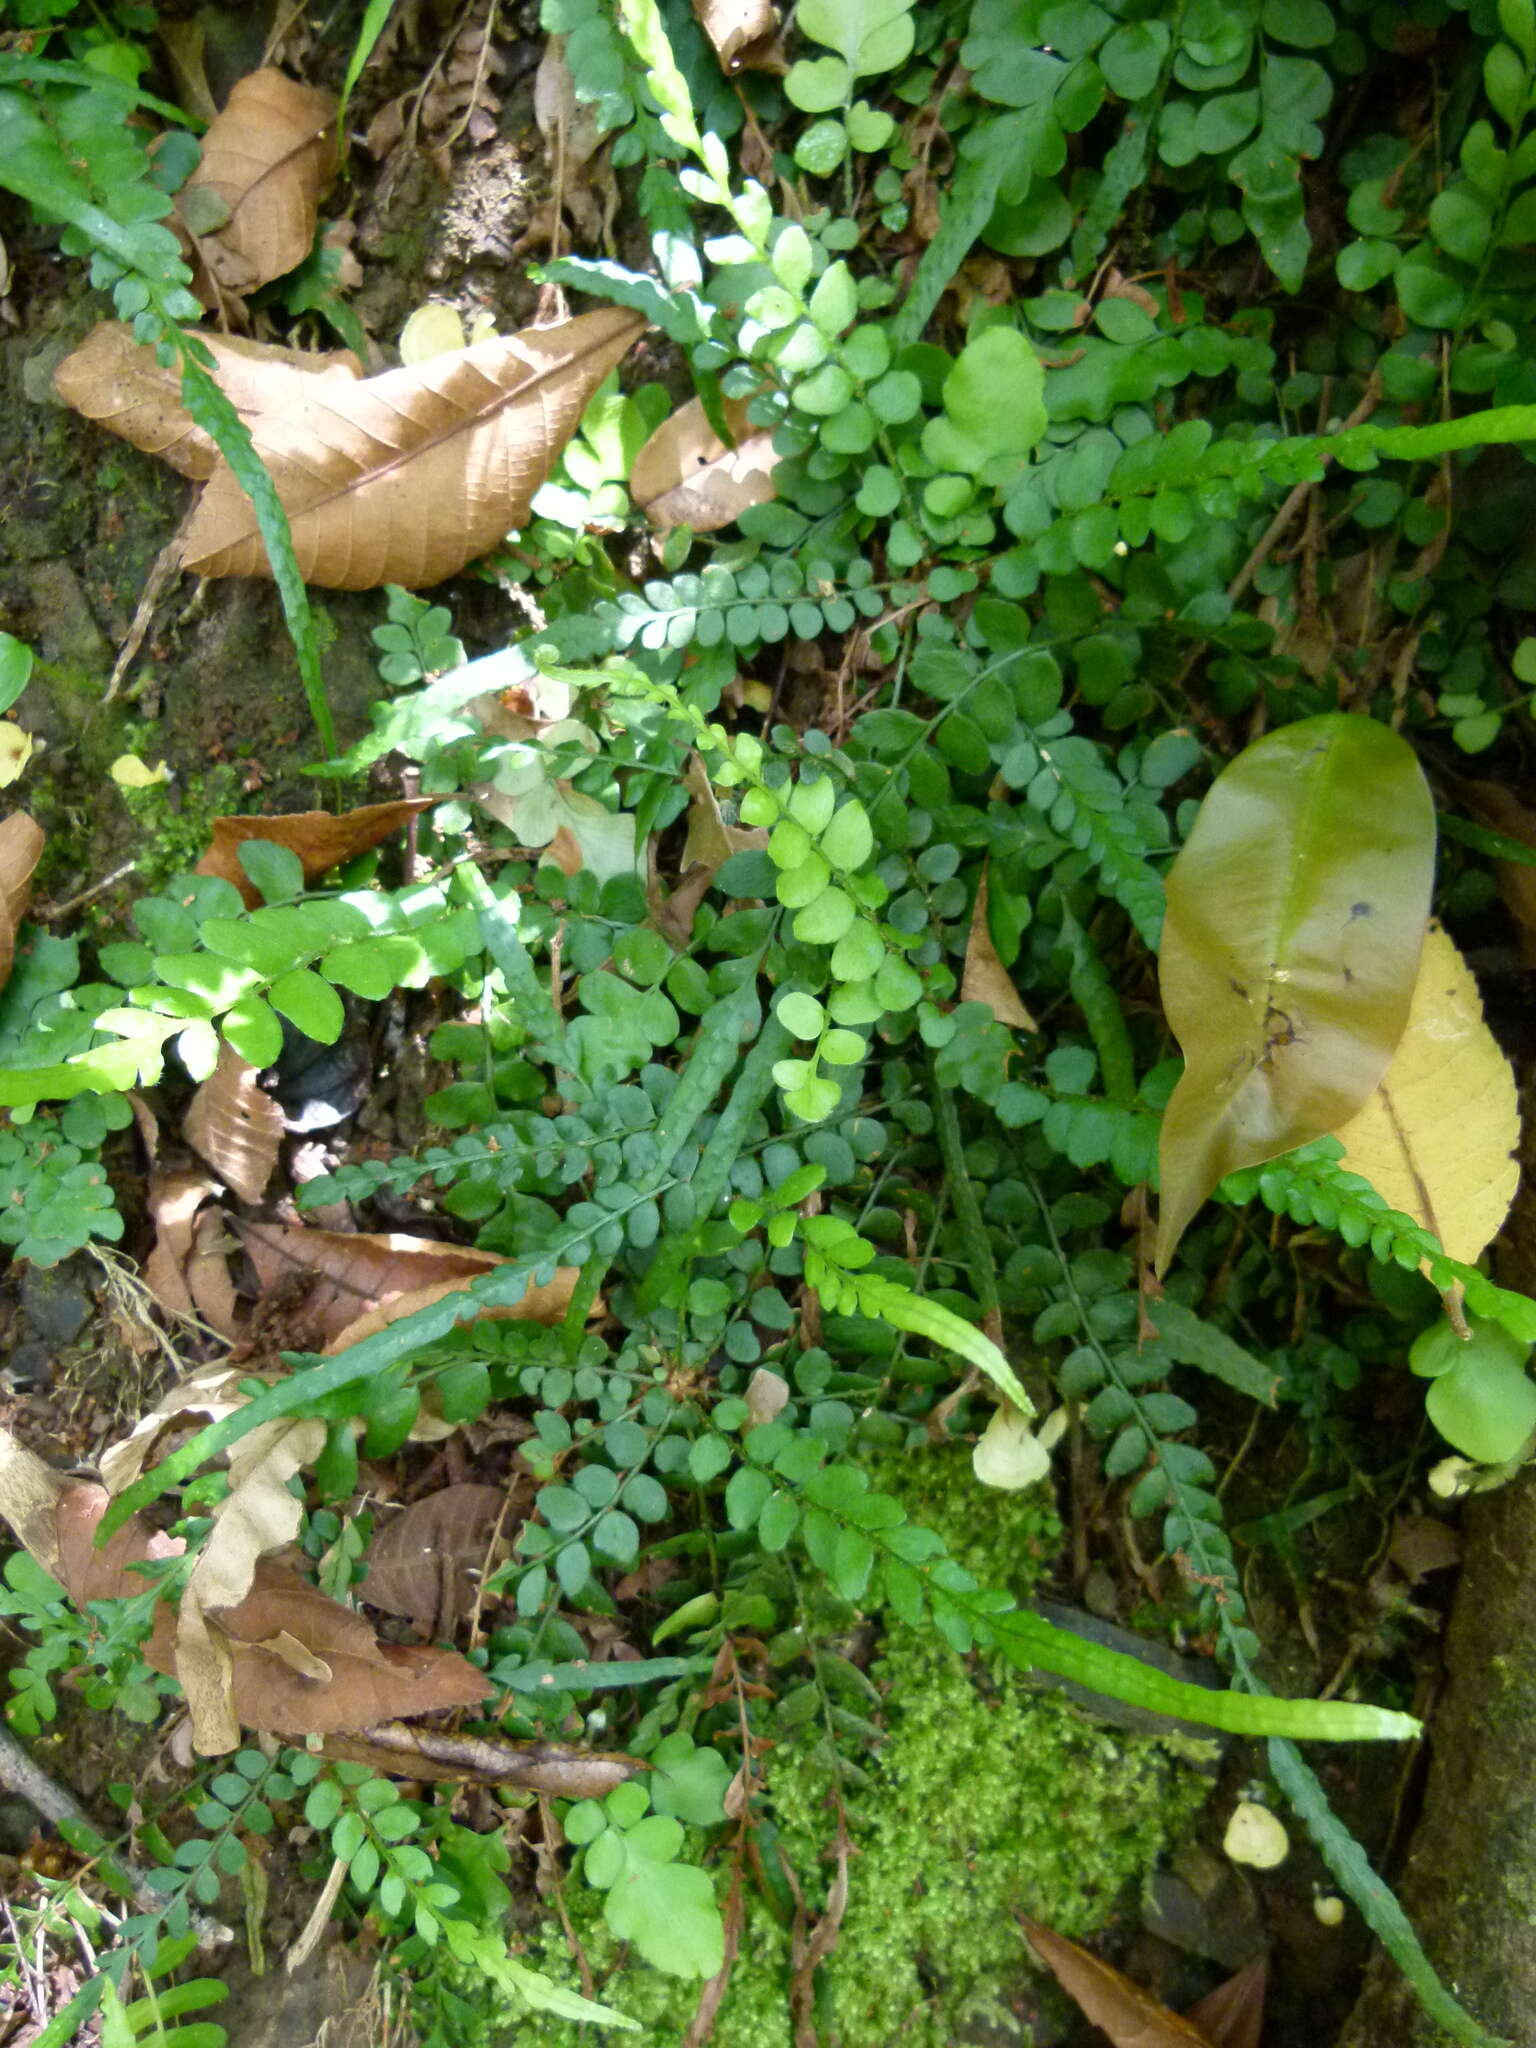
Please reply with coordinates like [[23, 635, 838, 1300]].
[[930, 1067, 1000, 1328]]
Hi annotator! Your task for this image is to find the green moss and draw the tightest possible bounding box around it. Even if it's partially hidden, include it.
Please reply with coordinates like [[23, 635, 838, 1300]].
[[520, 1450, 1207, 2046], [111, 740, 243, 893]]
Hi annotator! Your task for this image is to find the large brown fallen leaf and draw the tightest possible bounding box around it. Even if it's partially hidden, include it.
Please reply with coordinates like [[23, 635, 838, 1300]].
[[185, 1043, 283, 1203], [362, 1482, 513, 1637], [179, 308, 646, 589], [239, 1221, 580, 1350], [629, 393, 780, 533], [0, 1435, 486, 1751], [961, 866, 1037, 1030], [0, 812, 44, 988], [1333, 923, 1520, 1269], [178, 68, 338, 303], [196, 797, 437, 907], [54, 323, 362, 481]]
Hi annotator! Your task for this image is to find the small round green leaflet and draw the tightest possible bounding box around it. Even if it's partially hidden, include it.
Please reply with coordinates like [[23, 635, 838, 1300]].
[[1155, 714, 1436, 1273], [1412, 1314, 1536, 1463], [0, 632, 32, 716]]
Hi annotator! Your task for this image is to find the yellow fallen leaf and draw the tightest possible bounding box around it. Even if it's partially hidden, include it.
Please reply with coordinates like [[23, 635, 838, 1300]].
[[1333, 923, 1519, 1267], [110, 754, 172, 788], [0, 724, 33, 789], [399, 301, 469, 364]]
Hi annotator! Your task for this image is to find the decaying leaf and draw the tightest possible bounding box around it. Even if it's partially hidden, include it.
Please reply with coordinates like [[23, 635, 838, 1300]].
[[54, 323, 362, 481], [185, 1042, 284, 1204], [196, 797, 437, 907], [179, 309, 646, 590], [178, 68, 338, 302], [692, 0, 785, 70], [0, 1434, 486, 1752], [962, 867, 1036, 1030], [0, 812, 44, 987], [1156, 715, 1435, 1273], [1334, 924, 1520, 1271], [362, 1482, 513, 1636], [1019, 1915, 1217, 2046], [239, 1222, 580, 1350], [630, 394, 780, 533]]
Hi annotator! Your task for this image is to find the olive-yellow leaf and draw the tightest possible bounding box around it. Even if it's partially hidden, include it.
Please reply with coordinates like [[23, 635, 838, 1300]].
[[1333, 923, 1519, 1267], [1155, 715, 1435, 1273]]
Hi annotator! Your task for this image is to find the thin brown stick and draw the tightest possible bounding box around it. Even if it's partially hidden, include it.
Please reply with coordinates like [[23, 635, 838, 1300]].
[[1226, 376, 1383, 603]]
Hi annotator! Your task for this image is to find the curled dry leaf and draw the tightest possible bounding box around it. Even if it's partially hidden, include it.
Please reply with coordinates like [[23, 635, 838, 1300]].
[[362, 1482, 513, 1637], [54, 323, 362, 481], [185, 1042, 284, 1204], [98, 1363, 256, 1497], [1155, 714, 1435, 1273], [178, 68, 338, 302], [961, 867, 1037, 1030], [176, 1405, 328, 1749], [630, 393, 780, 533], [179, 308, 646, 590], [239, 1221, 580, 1350], [196, 797, 437, 907], [692, 0, 786, 71], [146, 1187, 243, 1335], [1333, 924, 1520, 1270], [0, 812, 44, 988]]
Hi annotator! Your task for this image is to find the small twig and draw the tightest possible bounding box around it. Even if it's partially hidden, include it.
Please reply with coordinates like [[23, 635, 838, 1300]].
[[284, 1853, 348, 1974], [0, 1720, 230, 1947], [1226, 375, 1383, 604], [33, 861, 139, 923]]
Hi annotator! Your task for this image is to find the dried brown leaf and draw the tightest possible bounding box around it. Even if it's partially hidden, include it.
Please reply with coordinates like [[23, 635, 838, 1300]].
[[17, 1464, 484, 1749], [185, 1043, 283, 1203], [179, 308, 646, 589], [239, 1221, 579, 1349], [54, 323, 362, 481], [0, 813, 44, 988], [196, 797, 436, 907], [362, 1482, 512, 1635], [1184, 1957, 1267, 2048], [1020, 1916, 1217, 2047], [178, 68, 338, 302], [630, 394, 780, 533], [144, 1169, 220, 1319], [190, 1203, 241, 1337], [692, 0, 786, 71], [962, 868, 1037, 1030]]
